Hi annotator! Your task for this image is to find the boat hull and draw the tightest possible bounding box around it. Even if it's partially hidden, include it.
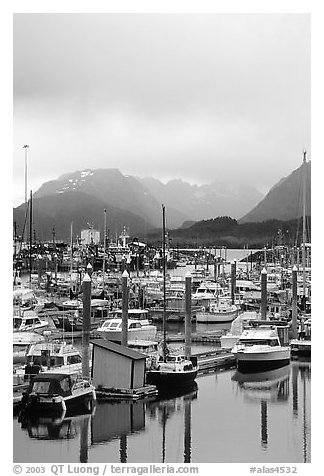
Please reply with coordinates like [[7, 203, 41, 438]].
[[233, 348, 291, 372], [98, 327, 157, 343], [145, 368, 198, 389], [19, 388, 95, 417], [196, 309, 237, 323]]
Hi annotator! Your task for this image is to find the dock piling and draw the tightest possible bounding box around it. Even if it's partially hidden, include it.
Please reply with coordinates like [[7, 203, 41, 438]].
[[291, 265, 298, 339], [121, 270, 129, 347], [185, 272, 192, 357], [82, 272, 91, 379], [261, 267, 267, 320]]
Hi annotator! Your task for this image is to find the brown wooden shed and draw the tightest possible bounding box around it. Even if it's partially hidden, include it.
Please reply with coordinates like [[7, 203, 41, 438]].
[[91, 339, 146, 390]]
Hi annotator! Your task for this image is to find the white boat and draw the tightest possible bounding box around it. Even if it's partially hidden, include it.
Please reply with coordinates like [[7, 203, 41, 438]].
[[220, 311, 259, 349], [231, 325, 290, 372], [13, 340, 84, 386], [13, 332, 46, 364], [97, 309, 157, 342], [192, 281, 225, 300], [13, 310, 50, 333], [196, 297, 238, 323]]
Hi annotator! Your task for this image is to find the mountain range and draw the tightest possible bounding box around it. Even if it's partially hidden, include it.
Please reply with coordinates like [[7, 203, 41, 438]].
[[13, 161, 310, 242], [239, 161, 311, 223]]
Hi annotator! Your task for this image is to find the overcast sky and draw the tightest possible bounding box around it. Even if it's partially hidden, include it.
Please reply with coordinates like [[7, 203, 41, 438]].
[[13, 13, 310, 206]]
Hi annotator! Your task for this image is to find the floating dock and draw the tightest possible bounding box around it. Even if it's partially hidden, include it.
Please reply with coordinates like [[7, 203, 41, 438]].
[[195, 349, 236, 372], [95, 384, 158, 401]]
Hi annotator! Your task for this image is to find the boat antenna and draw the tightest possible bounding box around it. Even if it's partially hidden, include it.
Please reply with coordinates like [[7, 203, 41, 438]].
[[162, 204, 167, 362]]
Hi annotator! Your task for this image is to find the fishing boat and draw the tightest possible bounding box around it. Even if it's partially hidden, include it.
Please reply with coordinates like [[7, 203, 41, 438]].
[[18, 370, 96, 418], [96, 309, 157, 342], [231, 325, 290, 372], [196, 297, 238, 323], [145, 205, 198, 390]]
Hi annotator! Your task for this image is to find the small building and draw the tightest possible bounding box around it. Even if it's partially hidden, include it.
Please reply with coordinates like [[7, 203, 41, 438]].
[[91, 339, 146, 390], [81, 228, 100, 245]]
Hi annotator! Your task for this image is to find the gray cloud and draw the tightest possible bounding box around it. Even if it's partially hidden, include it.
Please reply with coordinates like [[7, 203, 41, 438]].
[[13, 13, 310, 206]]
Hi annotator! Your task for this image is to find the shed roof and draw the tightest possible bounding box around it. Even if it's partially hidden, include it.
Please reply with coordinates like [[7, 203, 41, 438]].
[[90, 339, 147, 360]]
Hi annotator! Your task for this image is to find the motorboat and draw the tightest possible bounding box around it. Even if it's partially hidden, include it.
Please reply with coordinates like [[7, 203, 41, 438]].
[[13, 310, 50, 333], [13, 340, 84, 386], [220, 311, 259, 349], [231, 325, 290, 372], [96, 309, 157, 342], [196, 297, 238, 323], [18, 370, 96, 418], [145, 354, 198, 389]]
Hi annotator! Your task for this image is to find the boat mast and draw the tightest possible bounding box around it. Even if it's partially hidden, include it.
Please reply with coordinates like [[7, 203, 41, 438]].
[[302, 150, 307, 298], [69, 222, 73, 293], [162, 204, 167, 362], [29, 190, 33, 287], [102, 209, 107, 296]]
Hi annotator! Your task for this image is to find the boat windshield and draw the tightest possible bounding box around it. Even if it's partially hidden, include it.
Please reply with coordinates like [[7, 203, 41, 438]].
[[239, 339, 279, 346], [32, 381, 51, 393]]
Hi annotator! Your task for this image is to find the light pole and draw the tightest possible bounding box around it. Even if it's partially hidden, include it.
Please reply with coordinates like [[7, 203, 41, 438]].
[[23, 145, 29, 204]]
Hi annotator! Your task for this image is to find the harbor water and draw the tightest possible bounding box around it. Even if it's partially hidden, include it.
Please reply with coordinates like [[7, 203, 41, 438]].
[[13, 359, 310, 463], [13, 252, 311, 463]]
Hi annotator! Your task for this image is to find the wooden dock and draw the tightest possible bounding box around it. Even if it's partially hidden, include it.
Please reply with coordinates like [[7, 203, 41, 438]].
[[95, 384, 158, 401], [158, 331, 223, 345], [196, 349, 236, 372]]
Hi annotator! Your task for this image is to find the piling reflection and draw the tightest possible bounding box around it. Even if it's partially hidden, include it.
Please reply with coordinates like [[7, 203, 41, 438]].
[[291, 360, 311, 463], [146, 382, 198, 463]]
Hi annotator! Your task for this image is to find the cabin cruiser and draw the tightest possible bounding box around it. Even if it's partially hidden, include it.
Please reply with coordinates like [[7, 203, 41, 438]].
[[96, 309, 157, 342], [231, 325, 290, 372], [13, 310, 50, 333], [13, 341, 84, 386]]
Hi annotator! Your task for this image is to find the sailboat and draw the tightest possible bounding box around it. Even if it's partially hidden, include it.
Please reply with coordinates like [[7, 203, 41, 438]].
[[145, 205, 198, 390], [290, 151, 311, 356]]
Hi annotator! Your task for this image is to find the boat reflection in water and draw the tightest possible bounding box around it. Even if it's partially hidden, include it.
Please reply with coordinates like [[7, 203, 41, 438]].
[[232, 364, 290, 451], [232, 363, 291, 402], [19, 412, 92, 441], [232, 361, 310, 463]]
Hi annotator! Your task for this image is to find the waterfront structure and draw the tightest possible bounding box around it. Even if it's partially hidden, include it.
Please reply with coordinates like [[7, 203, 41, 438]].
[[81, 228, 100, 245], [91, 339, 146, 390]]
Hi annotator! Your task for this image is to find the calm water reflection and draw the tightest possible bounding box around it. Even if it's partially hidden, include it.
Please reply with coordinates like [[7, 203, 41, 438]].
[[13, 360, 310, 463]]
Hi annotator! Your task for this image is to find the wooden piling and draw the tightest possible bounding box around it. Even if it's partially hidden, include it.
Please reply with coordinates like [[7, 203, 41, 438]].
[[121, 270, 129, 347], [185, 272, 192, 357], [261, 267, 267, 320], [82, 272, 91, 379], [231, 260, 236, 305], [291, 265, 298, 339]]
